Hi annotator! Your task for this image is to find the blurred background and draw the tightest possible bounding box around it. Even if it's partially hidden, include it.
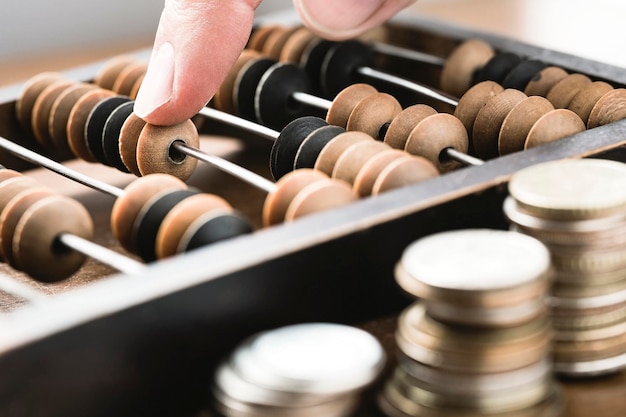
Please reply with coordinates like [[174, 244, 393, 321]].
[[1, 0, 624, 86]]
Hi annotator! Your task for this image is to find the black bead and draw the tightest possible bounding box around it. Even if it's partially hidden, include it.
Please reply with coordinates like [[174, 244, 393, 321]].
[[134, 188, 199, 262], [270, 116, 328, 181], [474, 52, 522, 85], [294, 125, 345, 170], [182, 211, 253, 253], [501, 59, 548, 91], [85, 96, 131, 165], [300, 38, 335, 97], [102, 101, 134, 172], [321, 40, 375, 97], [235, 58, 276, 121], [255, 62, 311, 130]]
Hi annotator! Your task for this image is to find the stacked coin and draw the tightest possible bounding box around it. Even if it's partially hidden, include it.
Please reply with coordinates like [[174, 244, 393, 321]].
[[379, 229, 562, 417], [210, 322, 386, 417], [506, 158, 626, 377]]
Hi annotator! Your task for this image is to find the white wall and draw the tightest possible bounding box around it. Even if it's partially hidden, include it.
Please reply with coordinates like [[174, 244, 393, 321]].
[[0, 0, 292, 60]]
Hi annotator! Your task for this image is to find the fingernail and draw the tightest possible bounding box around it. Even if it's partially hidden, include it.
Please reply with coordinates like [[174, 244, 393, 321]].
[[134, 42, 175, 118], [294, 0, 384, 37]]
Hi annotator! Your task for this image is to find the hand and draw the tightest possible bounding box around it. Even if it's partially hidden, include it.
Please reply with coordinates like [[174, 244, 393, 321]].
[[134, 0, 416, 126]]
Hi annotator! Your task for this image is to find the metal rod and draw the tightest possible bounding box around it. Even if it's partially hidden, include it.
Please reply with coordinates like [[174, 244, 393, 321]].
[[370, 42, 447, 67], [172, 142, 276, 193], [357, 66, 459, 107], [199, 107, 279, 141], [291, 91, 332, 112], [443, 148, 484, 166], [58, 233, 146, 276], [0, 273, 47, 304], [0, 136, 124, 198]]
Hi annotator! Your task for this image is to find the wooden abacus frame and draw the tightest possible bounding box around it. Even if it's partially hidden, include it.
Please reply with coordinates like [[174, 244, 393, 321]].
[[0, 12, 625, 417]]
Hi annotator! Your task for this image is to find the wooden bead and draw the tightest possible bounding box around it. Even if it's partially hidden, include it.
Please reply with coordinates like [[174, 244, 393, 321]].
[[280, 28, 318, 64], [346, 93, 402, 139], [247, 25, 282, 51], [300, 38, 335, 95], [85, 96, 132, 165], [314, 131, 372, 176], [294, 125, 345, 170], [213, 50, 261, 114], [112, 61, 148, 97], [49, 83, 98, 155], [326, 83, 378, 128], [587, 89, 626, 129], [352, 149, 408, 196], [94, 55, 137, 90], [568, 81, 614, 125], [501, 60, 547, 91], [405, 113, 469, 172], [156, 193, 231, 259], [129, 73, 145, 100], [67, 88, 116, 162], [546, 73, 592, 109], [31, 79, 74, 148], [102, 101, 135, 172], [371, 155, 439, 196], [111, 174, 187, 253], [473, 89, 527, 159], [453, 81, 503, 139], [0, 169, 22, 183], [16, 72, 64, 131], [320, 40, 375, 97], [440, 39, 495, 97], [498, 96, 554, 155], [384, 104, 438, 149], [0, 187, 55, 266], [235, 58, 276, 121], [12, 195, 93, 283], [178, 210, 252, 253], [136, 119, 199, 180], [284, 178, 357, 222], [332, 140, 390, 185], [118, 112, 146, 176], [524, 66, 569, 96], [262, 26, 298, 60], [263, 169, 328, 226], [524, 109, 586, 149]]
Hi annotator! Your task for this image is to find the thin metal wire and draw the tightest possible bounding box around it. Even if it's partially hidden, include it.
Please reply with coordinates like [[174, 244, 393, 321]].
[[444, 148, 484, 166], [291, 92, 332, 112], [0, 136, 124, 198], [0, 274, 47, 304], [370, 42, 447, 67], [199, 107, 279, 141], [356, 66, 459, 107], [172, 142, 276, 193]]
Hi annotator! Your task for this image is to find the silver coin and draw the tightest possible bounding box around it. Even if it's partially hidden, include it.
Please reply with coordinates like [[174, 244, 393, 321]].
[[554, 351, 626, 377]]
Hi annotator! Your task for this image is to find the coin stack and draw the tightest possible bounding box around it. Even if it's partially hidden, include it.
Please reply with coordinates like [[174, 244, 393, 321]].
[[378, 229, 563, 417], [210, 322, 386, 417], [505, 158, 626, 377]]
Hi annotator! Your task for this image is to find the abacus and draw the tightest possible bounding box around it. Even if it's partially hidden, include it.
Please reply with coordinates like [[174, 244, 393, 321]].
[[0, 10, 625, 417]]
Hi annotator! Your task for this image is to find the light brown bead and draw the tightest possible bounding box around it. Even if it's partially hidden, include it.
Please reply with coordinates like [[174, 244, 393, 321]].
[[156, 193, 231, 259], [332, 140, 390, 185], [262, 26, 298, 60], [49, 83, 98, 155], [136, 119, 199, 180], [473, 89, 527, 159], [384, 104, 438, 150], [405, 113, 469, 172], [16, 72, 64, 131], [314, 131, 372, 176], [94, 55, 137, 90], [213, 50, 261, 114], [118, 112, 146, 176], [111, 174, 187, 253], [346, 93, 402, 139], [129, 73, 146, 100], [0, 170, 22, 183], [498, 96, 554, 155], [112, 61, 148, 97], [371, 155, 439, 196], [0, 187, 55, 266], [13, 195, 93, 283], [284, 178, 357, 222], [440, 39, 495, 97], [524, 66, 569, 96], [524, 109, 586, 149], [279, 28, 318, 63], [568, 81, 614, 125], [263, 169, 327, 227], [546, 73, 592, 109], [353, 149, 407, 197], [587, 88, 626, 129], [326, 84, 378, 128], [67, 88, 116, 162], [247, 25, 282, 51], [31, 79, 75, 148], [453, 81, 503, 139]]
